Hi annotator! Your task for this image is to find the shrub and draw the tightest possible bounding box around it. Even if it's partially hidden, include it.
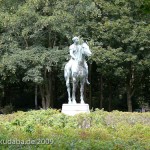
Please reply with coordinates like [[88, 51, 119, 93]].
[[0, 109, 149, 149], [0, 104, 14, 114]]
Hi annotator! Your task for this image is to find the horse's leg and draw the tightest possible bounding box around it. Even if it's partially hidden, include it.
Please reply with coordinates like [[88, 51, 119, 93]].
[[72, 76, 77, 104], [65, 68, 71, 104], [66, 77, 72, 104], [80, 79, 85, 104]]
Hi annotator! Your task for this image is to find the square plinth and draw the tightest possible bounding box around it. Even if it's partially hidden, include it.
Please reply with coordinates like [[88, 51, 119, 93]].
[[62, 103, 90, 116]]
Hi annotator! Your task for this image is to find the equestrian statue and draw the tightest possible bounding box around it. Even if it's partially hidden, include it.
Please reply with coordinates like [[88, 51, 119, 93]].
[[64, 37, 92, 104]]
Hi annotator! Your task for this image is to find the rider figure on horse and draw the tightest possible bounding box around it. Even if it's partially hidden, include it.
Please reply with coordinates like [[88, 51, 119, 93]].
[[69, 36, 90, 84]]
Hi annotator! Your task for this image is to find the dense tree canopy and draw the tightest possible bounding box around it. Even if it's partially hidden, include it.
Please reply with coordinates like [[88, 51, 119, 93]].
[[0, 0, 149, 112]]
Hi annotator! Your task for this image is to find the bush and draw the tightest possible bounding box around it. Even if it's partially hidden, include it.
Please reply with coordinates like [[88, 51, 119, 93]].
[[0, 109, 150, 149], [0, 104, 14, 114]]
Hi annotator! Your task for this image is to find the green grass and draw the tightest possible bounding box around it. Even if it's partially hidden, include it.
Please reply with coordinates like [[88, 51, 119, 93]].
[[0, 109, 150, 150]]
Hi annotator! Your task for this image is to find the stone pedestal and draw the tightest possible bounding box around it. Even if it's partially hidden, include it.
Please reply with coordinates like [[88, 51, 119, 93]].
[[62, 103, 90, 116]]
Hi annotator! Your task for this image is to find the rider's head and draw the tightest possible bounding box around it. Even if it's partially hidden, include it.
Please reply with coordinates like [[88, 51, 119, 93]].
[[72, 37, 79, 44]]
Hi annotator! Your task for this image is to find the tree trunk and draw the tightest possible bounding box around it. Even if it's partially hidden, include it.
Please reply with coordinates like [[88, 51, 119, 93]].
[[0, 86, 5, 107], [35, 84, 38, 109], [45, 81, 50, 109], [39, 85, 46, 109], [42, 98, 46, 109], [126, 64, 135, 112], [44, 68, 50, 109], [24, 37, 28, 48], [127, 91, 132, 112], [99, 75, 103, 109], [108, 83, 112, 112], [126, 84, 134, 112], [89, 63, 92, 108], [49, 72, 53, 107], [39, 69, 55, 109]]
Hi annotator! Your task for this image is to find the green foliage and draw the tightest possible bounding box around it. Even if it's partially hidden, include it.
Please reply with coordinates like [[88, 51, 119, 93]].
[[0, 109, 150, 149]]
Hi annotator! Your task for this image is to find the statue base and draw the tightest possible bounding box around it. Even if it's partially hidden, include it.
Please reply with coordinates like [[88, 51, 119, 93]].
[[61, 103, 90, 116]]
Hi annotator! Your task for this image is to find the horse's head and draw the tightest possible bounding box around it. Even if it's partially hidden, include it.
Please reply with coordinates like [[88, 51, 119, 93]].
[[81, 42, 92, 57], [76, 42, 92, 63]]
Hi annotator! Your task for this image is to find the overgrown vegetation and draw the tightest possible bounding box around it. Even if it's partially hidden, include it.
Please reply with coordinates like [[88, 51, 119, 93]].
[[0, 109, 150, 149]]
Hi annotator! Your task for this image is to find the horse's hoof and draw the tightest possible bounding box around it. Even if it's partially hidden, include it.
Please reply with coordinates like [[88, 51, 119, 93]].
[[80, 101, 85, 104], [72, 101, 77, 104], [68, 101, 72, 104]]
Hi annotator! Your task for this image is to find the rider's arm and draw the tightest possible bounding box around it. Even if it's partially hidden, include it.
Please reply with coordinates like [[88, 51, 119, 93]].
[[70, 48, 76, 60]]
